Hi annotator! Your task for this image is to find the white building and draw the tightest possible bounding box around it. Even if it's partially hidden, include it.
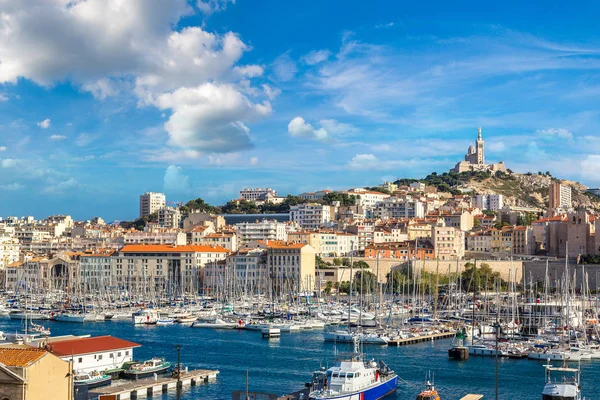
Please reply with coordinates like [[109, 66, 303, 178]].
[[123, 231, 187, 246], [410, 182, 426, 191], [472, 194, 504, 211], [466, 231, 493, 252], [239, 188, 278, 202], [345, 188, 390, 209], [139, 192, 166, 218], [49, 335, 140, 374], [0, 237, 20, 268], [289, 203, 332, 230], [298, 190, 331, 201], [235, 220, 288, 245], [374, 198, 425, 219]]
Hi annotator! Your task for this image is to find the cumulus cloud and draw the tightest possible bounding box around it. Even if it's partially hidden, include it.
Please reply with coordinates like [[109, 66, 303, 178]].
[[0, 183, 24, 191], [288, 117, 328, 140], [302, 49, 331, 65], [37, 119, 51, 129], [75, 133, 93, 147], [0, 1, 272, 154], [288, 117, 357, 140], [156, 83, 271, 152], [348, 153, 382, 169], [262, 84, 281, 100], [536, 128, 573, 140], [1, 159, 16, 168], [163, 165, 191, 193], [50, 134, 67, 141]]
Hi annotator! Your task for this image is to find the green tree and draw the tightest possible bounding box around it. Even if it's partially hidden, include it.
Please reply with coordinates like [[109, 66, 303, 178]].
[[324, 281, 333, 295], [353, 270, 377, 294], [332, 258, 342, 266], [315, 255, 328, 269], [321, 192, 357, 206], [473, 218, 481, 228], [352, 260, 370, 269]]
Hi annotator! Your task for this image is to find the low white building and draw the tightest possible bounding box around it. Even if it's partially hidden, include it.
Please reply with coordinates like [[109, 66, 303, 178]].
[[49, 335, 141, 374]]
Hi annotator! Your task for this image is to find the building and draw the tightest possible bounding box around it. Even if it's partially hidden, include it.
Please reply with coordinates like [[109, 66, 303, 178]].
[[289, 203, 333, 230], [0, 347, 72, 400], [139, 192, 166, 218], [345, 189, 390, 210], [364, 240, 434, 260], [491, 226, 513, 253], [48, 335, 140, 374], [235, 220, 288, 245], [158, 206, 181, 229], [199, 232, 238, 251], [0, 236, 20, 269], [432, 226, 465, 260], [452, 127, 507, 173], [373, 198, 425, 219], [298, 190, 331, 201], [472, 194, 504, 211], [512, 226, 535, 255], [239, 188, 278, 202], [466, 230, 493, 252], [548, 182, 572, 210]]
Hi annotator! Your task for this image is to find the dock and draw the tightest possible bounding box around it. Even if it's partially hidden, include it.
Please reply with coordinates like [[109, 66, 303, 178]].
[[89, 369, 219, 400], [387, 331, 455, 346]]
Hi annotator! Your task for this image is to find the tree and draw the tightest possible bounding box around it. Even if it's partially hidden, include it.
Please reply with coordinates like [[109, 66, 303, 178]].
[[364, 186, 392, 195], [352, 260, 370, 269], [184, 197, 219, 214], [315, 255, 329, 269], [324, 281, 333, 295], [341, 257, 351, 266], [321, 192, 356, 206], [386, 270, 408, 294], [461, 262, 503, 292], [473, 218, 481, 228], [338, 281, 351, 294], [332, 258, 342, 266], [353, 270, 377, 294]]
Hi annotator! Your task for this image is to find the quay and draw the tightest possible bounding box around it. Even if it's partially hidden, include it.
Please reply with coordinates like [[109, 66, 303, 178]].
[[387, 331, 455, 346], [89, 369, 219, 400]]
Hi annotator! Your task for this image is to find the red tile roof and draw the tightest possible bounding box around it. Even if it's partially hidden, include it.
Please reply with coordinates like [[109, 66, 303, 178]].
[[0, 347, 46, 367], [120, 244, 230, 253], [49, 336, 141, 357]]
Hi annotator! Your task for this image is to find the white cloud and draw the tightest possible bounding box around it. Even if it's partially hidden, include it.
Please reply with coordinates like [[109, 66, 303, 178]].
[[288, 117, 328, 140], [348, 153, 382, 169], [156, 83, 271, 152], [249, 157, 258, 165], [288, 117, 357, 140], [233, 65, 264, 78], [1, 159, 16, 168], [81, 78, 120, 99], [197, 0, 235, 15], [581, 155, 600, 183], [272, 52, 297, 81], [37, 119, 51, 129], [375, 22, 395, 29], [371, 144, 392, 152], [0, 94, 8, 102], [75, 133, 93, 147], [43, 178, 78, 194], [302, 50, 331, 65], [536, 128, 574, 140], [50, 134, 67, 141], [0, 183, 24, 191], [262, 84, 281, 100], [0, 146, 6, 152], [163, 165, 191, 193]]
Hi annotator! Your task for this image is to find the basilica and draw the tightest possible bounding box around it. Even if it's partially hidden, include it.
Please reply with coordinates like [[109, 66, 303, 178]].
[[452, 127, 507, 174]]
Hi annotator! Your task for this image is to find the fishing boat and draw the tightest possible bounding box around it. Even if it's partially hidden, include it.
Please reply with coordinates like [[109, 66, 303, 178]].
[[415, 374, 440, 400], [541, 361, 583, 400], [191, 318, 236, 329], [307, 339, 398, 400], [123, 358, 171, 379], [73, 371, 112, 389]]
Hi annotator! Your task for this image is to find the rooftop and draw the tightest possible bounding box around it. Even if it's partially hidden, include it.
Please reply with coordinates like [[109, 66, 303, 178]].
[[49, 335, 141, 357], [0, 347, 46, 367]]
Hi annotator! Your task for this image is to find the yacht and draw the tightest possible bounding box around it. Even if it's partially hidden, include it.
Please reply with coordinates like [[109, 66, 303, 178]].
[[132, 309, 158, 325], [191, 318, 236, 329], [307, 339, 398, 400]]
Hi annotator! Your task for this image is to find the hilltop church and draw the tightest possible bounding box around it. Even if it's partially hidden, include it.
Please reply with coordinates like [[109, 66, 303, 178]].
[[452, 127, 507, 174]]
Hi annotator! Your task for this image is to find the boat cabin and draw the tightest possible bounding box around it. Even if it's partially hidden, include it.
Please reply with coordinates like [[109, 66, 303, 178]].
[[324, 353, 379, 394]]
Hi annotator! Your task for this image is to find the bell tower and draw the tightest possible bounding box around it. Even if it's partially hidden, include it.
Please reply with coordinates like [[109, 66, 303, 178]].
[[476, 127, 484, 165]]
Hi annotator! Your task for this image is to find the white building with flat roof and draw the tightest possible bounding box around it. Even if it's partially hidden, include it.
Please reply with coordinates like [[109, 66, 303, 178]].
[[239, 188, 278, 202], [139, 192, 166, 218], [235, 220, 288, 245], [290, 203, 332, 230]]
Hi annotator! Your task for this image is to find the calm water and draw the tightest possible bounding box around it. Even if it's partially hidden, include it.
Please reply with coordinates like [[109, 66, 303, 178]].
[[2, 318, 599, 400]]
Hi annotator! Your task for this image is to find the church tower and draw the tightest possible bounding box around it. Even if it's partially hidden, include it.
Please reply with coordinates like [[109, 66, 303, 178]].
[[476, 127, 484, 165]]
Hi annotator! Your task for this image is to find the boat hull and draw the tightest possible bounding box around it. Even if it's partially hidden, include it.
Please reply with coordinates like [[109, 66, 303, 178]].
[[123, 364, 171, 379], [310, 375, 398, 400], [74, 376, 111, 389]]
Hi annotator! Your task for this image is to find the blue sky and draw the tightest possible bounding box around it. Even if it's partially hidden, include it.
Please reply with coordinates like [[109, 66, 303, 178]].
[[1, 0, 600, 221]]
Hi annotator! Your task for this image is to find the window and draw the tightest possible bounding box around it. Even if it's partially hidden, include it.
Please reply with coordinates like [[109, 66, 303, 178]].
[[110, 353, 114, 358], [98, 355, 103, 360], [125, 351, 129, 356], [118, 352, 122, 357], [78, 357, 82, 363]]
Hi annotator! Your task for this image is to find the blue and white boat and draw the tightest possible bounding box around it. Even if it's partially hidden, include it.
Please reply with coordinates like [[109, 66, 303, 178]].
[[308, 340, 398, 400]]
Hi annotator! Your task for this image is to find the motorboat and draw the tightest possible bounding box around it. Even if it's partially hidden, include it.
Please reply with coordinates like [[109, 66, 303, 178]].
[[307, 339, 398, 400], [132, 309, 158, 325], [123, 358, 171, 379], [74, 371, 111, 389], [415, 377, 441, 400], [541, 361, 583, 400], [191, 318, 236, 329]]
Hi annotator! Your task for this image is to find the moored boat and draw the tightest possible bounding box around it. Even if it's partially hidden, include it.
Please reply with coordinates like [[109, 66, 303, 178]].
[[415, 375, 440, 400], [74, 371, 112, 389], [191, 318, 236, 329], [542, 361, 582, 400], [123, 358, 171, 379]]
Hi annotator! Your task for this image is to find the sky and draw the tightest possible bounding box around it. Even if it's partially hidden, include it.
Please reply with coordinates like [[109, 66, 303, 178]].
[[1, 0, 600, 221]]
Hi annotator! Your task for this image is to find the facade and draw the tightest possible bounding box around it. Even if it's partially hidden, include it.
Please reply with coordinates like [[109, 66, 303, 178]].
[[49, 335, 140, 374], [373, 198, 425, 219], [491, 227, 513, 253], [452, 127, 507, 173], [289, 203, 332, 230], [472, 194, 504, 211], [239, 188, 278, 202], [0, 347, 72, 400], [345, 189, 390, 210], [364, 240, 434, 260], [0, 237, 20, 269], [139, 192, 166, 218], [548, 182, 572, 210], [512, 226, 535, 255], [466, 230, 493, 252], [235, 220, 288, 245], [158, 206, 181, 229], [199, 232, 238, 251], [298, 190, 331, 201], [432, 226, 465, 260], [123, 230, 187, 246]]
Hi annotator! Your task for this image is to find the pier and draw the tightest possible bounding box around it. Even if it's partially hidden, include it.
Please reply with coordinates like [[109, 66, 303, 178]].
[[387, 331, 455, 346], [88, 369, 219, 400]]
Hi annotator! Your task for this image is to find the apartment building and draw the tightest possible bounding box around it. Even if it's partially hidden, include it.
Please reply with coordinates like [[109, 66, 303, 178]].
[[158, 206, 181, 229], [199, 232, 238, 251], [235, 220, 288, 245], [239, 187, 278, 202], [466, 230, 493, 252], [373, 198, 425, 219], [139, 192, 166, 218], [289, 203, 333, 230], [472, 194, 504, 211], [549, 182, 572, 210], [432, 226, 465, 260], [345, 188, 390, 209]]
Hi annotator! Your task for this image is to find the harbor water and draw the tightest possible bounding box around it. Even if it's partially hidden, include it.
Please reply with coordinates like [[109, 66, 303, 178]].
[[2, 318, 600, 400]]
